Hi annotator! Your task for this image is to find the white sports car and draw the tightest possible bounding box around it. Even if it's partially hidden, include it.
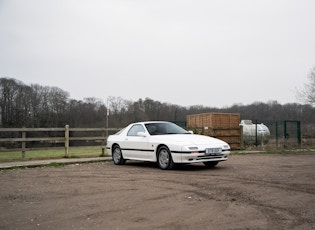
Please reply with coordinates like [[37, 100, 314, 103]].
[[106, 121, 231, 170]]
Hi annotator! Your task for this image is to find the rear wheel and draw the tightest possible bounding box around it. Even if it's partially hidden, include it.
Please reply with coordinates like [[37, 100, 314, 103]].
[[203, 161, 219, 168], [112, 145, 125, 165], [157, 146, 175, 170]]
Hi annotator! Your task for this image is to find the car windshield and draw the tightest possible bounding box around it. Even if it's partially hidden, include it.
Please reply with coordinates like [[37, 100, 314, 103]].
[[145, 122, 190, 135]]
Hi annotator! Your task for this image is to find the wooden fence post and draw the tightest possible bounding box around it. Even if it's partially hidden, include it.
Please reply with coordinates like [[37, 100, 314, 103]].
[[65, 125, 69, 157], [22, 128, 26, 159], [101, 129, 105, 157]]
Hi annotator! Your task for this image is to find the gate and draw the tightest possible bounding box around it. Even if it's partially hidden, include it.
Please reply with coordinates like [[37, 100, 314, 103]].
[[282, 120, 302, 148]]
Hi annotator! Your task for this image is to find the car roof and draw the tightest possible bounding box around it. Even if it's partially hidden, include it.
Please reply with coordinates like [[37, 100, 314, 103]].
[[132, 121, 171, 125]]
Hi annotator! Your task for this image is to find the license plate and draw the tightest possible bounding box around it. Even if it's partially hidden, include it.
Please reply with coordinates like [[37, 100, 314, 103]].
[[205, 148, 222, 155]]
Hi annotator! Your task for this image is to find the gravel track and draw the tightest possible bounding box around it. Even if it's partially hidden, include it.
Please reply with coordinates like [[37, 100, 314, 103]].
[[0, 153, 314, 230]]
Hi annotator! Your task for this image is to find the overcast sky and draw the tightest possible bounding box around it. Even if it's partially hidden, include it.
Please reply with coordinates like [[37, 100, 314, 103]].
[[1, 0, 315, 107]]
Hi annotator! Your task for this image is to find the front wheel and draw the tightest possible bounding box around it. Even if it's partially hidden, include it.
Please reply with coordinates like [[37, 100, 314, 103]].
[[203, 161, 219, 168], [112, 145, 126, 165], [157, 146, 175, 170]]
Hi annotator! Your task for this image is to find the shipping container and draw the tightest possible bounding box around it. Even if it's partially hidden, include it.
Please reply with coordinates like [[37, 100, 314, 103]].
[[186, 113, 241, 149]]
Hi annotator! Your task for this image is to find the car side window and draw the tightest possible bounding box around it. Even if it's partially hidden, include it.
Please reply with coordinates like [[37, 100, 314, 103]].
[[127, 124, 145, 136]]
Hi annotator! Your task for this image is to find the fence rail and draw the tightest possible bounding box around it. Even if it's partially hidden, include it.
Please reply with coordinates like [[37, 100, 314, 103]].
[[0, 125, 120, 158]]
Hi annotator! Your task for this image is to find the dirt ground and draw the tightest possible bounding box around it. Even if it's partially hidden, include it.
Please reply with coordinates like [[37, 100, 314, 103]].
[[0, 153, 315, 230]]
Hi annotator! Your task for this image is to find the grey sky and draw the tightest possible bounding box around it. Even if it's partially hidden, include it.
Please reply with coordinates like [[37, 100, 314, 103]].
[[1, 0, 315, 107]]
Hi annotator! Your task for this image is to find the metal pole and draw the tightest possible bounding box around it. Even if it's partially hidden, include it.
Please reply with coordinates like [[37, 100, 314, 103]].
[[276, 122, 279, 149], [106, 98, 109, 138], [297, 121, 301, 148], [255, 120, 258, 147]]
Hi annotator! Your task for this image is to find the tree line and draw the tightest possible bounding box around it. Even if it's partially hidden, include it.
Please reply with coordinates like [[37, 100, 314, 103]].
[[1, 77, 315, 136]]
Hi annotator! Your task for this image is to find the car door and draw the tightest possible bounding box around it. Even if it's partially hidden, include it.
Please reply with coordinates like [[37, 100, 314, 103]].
[[121, 124, 150, 160]]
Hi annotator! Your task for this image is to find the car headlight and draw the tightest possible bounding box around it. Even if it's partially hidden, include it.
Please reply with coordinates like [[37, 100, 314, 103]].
[[223, 144, 230, 150]]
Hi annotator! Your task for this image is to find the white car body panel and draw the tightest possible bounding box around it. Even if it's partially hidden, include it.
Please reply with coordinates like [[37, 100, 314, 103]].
[[106, 121, 231, 166]]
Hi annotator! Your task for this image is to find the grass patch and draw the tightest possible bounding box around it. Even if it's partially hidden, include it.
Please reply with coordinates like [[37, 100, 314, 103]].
[[0, 146, 109, 162]]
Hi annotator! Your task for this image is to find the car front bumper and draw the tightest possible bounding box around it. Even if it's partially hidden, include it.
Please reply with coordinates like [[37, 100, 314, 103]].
[[171, 151, 230, 164]]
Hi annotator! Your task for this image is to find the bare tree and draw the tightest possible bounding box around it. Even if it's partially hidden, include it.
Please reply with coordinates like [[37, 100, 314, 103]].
[[298, 67, 315, 105], [107, 96, 131, 127], [1, 77, 315, 137], [0, 78, 34, 127]]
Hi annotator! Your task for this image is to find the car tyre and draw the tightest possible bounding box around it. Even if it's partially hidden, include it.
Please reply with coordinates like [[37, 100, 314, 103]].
[[157, 146, 175, 170], [203, 161, 219, 168], [112, 145, 126, 165]]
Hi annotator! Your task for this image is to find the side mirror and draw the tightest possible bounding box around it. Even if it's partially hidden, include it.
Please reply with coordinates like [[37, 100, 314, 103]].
[[188, 130, 194, 134], [137, 131, 148, 137]]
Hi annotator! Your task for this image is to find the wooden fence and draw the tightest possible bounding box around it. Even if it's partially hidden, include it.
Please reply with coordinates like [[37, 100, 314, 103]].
[[0, 125, 120, 158]]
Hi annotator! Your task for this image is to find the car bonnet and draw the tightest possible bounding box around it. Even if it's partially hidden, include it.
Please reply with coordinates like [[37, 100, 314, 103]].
[[152, 134, 226, 146]]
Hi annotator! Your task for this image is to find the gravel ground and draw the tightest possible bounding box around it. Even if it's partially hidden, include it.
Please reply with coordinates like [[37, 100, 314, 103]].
[[0, 152, 315, 230]]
